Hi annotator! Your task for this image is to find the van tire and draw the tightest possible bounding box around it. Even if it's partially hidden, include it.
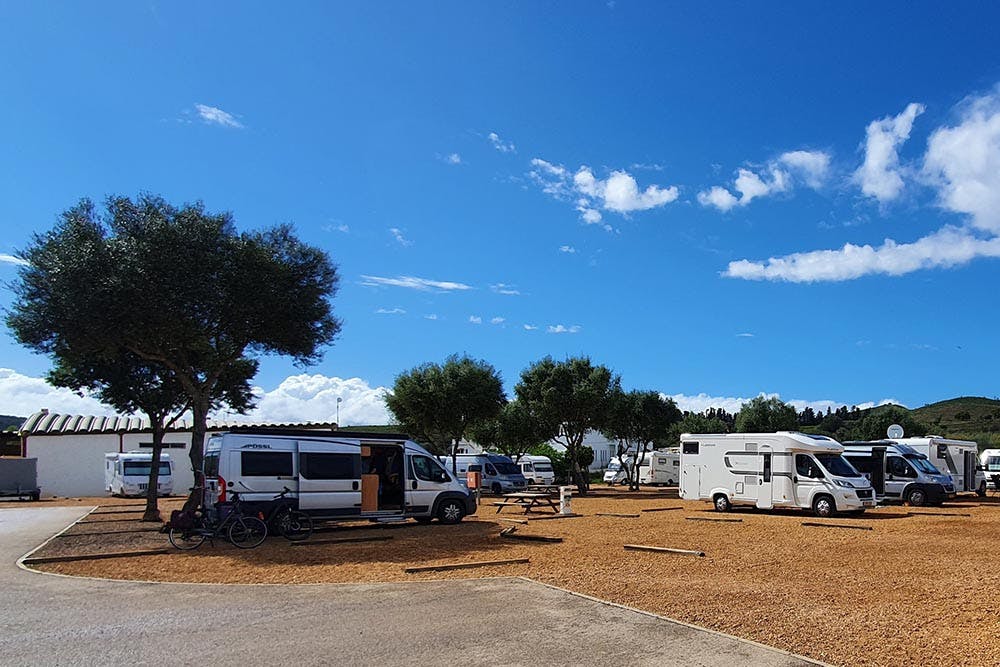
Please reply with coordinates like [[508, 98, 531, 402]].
[[906, 487, 927, 507], [713, 494, 731, 512], [490, 483, 502, 495], [437, 499, 465, 524], [812, 494, 836, 518]]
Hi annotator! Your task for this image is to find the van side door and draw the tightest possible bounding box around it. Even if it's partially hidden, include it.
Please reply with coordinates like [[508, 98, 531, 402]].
[[298, 440, 361, 516]]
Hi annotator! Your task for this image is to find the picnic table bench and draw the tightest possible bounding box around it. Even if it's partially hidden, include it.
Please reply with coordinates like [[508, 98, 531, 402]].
[[493, 492, 560, 514]]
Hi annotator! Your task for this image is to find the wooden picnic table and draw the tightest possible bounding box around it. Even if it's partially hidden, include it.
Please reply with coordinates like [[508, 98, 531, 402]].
[[494, 492, 560, 514]]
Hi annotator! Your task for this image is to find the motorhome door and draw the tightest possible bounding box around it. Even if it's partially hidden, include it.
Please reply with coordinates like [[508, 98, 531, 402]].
[[964, 450, 977, 492], [757, 445, 774, 509]]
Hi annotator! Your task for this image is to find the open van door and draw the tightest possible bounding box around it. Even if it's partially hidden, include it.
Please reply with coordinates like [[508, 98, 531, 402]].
[[869, 447, 886, 497], [757, 445, 774, 509], [964, 450, 977, 493]]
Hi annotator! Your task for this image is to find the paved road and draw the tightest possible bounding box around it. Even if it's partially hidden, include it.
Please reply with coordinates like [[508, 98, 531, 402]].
[[0, 507, 821, 667]]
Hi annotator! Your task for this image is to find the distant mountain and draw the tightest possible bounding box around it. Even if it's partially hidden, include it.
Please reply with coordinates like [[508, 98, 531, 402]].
[[0, 415, 25, 432], [911, 397, 1000, 446]]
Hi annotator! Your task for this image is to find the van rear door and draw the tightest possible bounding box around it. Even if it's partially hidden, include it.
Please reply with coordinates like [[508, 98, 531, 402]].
[[298, 440, 361, 516]]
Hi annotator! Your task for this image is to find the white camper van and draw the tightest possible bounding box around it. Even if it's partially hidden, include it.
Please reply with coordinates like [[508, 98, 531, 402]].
[[204, 430, 476, 524], [517, 455, 555, 485], [443, 453, 528, 494], [639, 450, 680, 486], [679, 432, 874, 517], [603, 456, 628, 485], [891, 437, 986, 497], [980, 449, 1000, 491], [842, 441, 954, 506], [105, 451, 174, 497]]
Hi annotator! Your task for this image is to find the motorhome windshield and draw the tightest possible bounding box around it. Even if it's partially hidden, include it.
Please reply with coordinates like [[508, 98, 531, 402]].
[[607, 461, 621, 471], [815, 454, 862, 478], [488, 456, 520, 475], [533, 462, 553, 472], [986, 456, 1000, 472], [905, 455, 940, 475], [123, 462, 171, 476]]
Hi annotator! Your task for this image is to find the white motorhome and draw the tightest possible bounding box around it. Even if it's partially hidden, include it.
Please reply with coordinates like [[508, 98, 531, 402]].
[[603, 456, 628, 485], [842, 442, 954, 506], [980, 449, 1000, 491], [516, 455, 555, 485], [104, 451, 174, 497], [889, 437, 986, 497], [639, 450, 680, 486], [679, 432, 875, 517], [204, 430, 476, 524]]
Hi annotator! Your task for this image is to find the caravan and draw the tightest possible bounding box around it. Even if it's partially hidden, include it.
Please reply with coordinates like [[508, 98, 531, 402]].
[[679, 432, 874, 517], [891, 437, 986, 497], [204, 430, 476, 524], [516, 455, 555, 485], [639, 450, 680, 486], [104, 451, 174, 497], [842, 442, 956, 506]]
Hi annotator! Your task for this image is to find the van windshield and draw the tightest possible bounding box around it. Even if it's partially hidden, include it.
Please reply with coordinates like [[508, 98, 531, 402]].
[[123, 462, 171, 476], [607, 461, 621, 471], [533, 462, 553, 472], [815, 454, 862, 478], [986, 456, 1000, 472], [488, 456, 520, 475], [906, 455, 941, 475]]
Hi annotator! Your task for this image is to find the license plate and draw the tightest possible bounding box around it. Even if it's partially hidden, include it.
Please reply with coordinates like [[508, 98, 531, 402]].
[[863, 501, 875, 507]]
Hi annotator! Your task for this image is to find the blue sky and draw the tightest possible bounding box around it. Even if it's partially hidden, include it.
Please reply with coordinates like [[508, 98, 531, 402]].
[[1, 2, 999, 424]]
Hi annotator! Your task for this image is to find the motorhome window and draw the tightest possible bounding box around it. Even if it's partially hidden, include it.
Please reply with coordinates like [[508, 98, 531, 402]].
[[762, 454, 772, 482], [300, 453, 357, 480], [796, 454, 820, 478], [682, 442, 699, 455], [241, 451, 293, 477], [888, 456, 915, 478], [137, 442, 187, 449], [905, 455, 940, 475], [815, 454, 862, 478], [468, 464, 483, 473], [488, 456, 520, 475], [122, 462, 171, 476], [608, 461, 621, 471], [936, 444, 948, 458], [412, 455, 449, 483], [534, 462, 553, 472], [484, 463, 498, 476], [203, 452, 220, 477]]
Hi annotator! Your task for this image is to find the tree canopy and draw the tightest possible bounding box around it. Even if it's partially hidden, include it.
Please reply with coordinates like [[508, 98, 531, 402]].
[[467, 399, 552, 464], [734, 396, 799, 433], [602, 389, 681, 489], [847, 406, 929, 441]]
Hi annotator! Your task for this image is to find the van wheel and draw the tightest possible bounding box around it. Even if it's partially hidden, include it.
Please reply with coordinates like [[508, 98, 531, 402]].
[[490, 483, 502, 495], [438, 499, 465, 524], [812, 495, 836, 518], [977, 482, 987, 498], [713, 494, 731, 512], [906, 487, 927, 507]]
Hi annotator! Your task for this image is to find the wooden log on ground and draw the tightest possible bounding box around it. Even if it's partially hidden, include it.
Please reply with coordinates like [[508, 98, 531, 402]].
[[90, 508, 148, 515], [22, 549, 172, 565], [55, 527, 163, 537], [497, 518, 529, 525], [76, 517, 145, 524], [908, 511, 971, 517], [290, 536, 394, 547], [525, 513, 582, 521], [623, 544, 705, 557], [801, 522, 873, 531], [640, 507, 683, 513], [501, 533, 563, 543], [685, 516, 743, 523], [404, 558, 530, 574], [595, 513, 639, 518]]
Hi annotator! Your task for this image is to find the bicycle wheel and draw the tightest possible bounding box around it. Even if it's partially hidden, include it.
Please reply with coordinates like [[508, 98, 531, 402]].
[[168, 528, 206, 550], [227, 516, 268, 549], [275, 509, 313, 541]]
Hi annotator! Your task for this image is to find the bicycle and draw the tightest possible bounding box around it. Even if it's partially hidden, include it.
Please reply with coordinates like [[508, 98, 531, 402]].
[[265, 488, 314, 542], [167, 492, 268, 550]]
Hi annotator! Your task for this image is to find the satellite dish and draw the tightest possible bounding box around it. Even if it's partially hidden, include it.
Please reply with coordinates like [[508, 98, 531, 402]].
[[887, 424, 904, 439]]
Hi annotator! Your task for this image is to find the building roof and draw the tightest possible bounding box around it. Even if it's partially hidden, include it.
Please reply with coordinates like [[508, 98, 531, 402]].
[[18, 411, 338, 436]]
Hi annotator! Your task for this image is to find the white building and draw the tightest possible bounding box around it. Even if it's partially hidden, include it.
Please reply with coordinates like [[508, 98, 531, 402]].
[[17, 410, 337, 498]]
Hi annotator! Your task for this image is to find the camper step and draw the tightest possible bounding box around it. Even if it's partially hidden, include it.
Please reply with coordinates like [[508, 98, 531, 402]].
[[373, 516, 408, 523]]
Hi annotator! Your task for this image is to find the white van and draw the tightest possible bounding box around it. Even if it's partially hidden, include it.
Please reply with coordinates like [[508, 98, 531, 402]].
[[639, 450, 680, 486], [105, 451, 174, 497], [679, 432, 874, 517], [204, 430, 476, 524], [892, 437, 986, 497], [603, 456, 629, 485], [517, 455, 555, 485], [443, 453, 528, 495], [843, 441, 957, 506], [980, 449, 1000, 491]]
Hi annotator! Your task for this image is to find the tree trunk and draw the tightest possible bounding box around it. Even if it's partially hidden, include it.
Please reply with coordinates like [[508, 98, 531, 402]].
[[568, 442, 590, 495], [451, 439, 459, 475], [143, 424, 164, 522], [183, 398, 210, 511]]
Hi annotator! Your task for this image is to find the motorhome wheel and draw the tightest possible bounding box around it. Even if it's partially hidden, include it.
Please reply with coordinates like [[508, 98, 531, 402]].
[[438, 499, 465, 524], [906, 487, 927, 507], [713, 494, 731, 512], [812, 495, 835, 518]]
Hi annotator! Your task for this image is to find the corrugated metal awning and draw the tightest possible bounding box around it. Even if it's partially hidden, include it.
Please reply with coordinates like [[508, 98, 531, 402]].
[[18, 411, 338, 436]]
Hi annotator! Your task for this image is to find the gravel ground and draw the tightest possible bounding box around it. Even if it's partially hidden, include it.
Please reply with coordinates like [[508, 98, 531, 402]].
[[30, 491, 1000, 667]]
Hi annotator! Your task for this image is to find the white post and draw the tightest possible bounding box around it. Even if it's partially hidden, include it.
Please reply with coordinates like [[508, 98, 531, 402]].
[[559, 485, 572, 515]]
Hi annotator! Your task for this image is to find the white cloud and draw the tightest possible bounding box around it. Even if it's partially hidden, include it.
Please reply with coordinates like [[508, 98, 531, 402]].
[[245, 374, 392, 426], [923, 89, 1000, 234], [490, 317, 505, 325], [194, 103, 244, 129], [490, 283, 521, 296], [360, 275, 472, 291], [779, 150, 831, 189], [488, 132, 516, 153], [664, 391, 903, 416], [523, 324, 538, 331], [0, 368, 116, 417], [854, 102, 925, 203], [322, 223, 350, 234], [725, 225, 1000, 282], [736, 332, 755, 338], [558, 245, 577, 254], [696, 186, 739, 212], [375, 307, 405, 315], [424, 314, 439, 321], [1, 253, 29, 266], [530, 159, 679, 227], [546, 324, 581, 334], [445, 153, 462, 164], [389, 228, 413, 247], [698, 150, 830, 212], [469, 315, 482, 324]]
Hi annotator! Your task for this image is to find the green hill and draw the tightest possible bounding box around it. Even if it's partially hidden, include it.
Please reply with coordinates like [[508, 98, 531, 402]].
[[0, 415, 25, 432], [911, 396, 1000, 447]]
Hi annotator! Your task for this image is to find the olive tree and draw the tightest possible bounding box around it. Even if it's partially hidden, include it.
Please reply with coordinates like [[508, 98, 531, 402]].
[[467, 399, 551, 465], [734, 396, 798, 433], [602, 390, 681, 490]]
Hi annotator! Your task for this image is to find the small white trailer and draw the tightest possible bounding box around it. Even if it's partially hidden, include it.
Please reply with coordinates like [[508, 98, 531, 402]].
[[679, 432, 875, 517], [104, 451, 174, 497], [0, 458, 41, 501], [892, 437, 987, 497], [639, 450, 680, 486]]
